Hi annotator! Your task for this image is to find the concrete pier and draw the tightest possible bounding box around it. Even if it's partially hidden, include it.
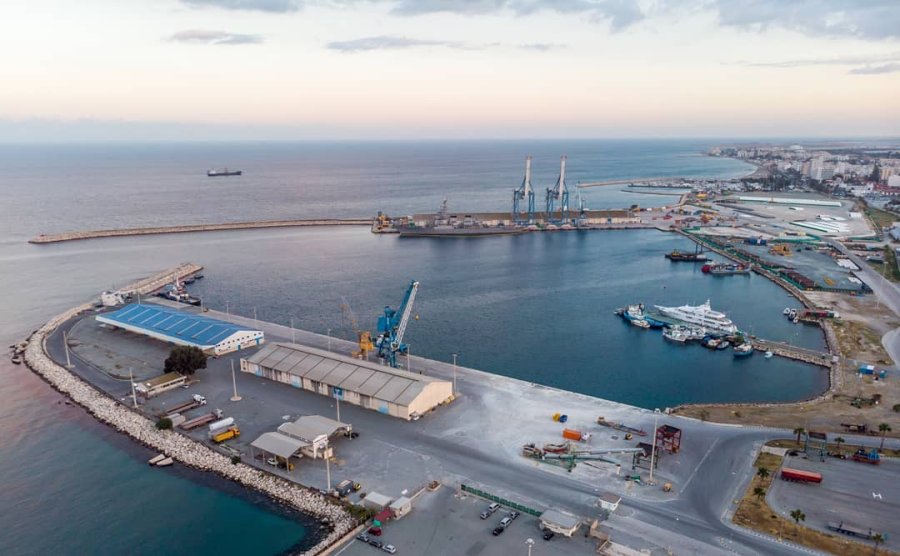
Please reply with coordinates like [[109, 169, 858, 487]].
[[29, 218, 371, 244]]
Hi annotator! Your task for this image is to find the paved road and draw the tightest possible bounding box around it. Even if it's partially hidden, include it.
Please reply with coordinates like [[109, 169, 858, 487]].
[[47, 310, 897, 556]]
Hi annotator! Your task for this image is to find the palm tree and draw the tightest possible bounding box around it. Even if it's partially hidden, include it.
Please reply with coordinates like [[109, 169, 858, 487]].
[[793, 427, 805, 445], [790, 509, 806, 533], [834, 437, 845, 456], [756, 467, 770, 480], [878, 423, 892, 451], [753, 487, 766, 501], [873, 532, 884, 555]]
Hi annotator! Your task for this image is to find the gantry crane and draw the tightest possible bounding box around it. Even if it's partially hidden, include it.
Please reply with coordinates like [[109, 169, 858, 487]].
[[375, 280, 419, 368], [512, 156, 536, 225], [545, 155, 570, 224]]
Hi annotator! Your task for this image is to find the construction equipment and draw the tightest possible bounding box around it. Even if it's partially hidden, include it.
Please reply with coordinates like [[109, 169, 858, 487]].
[[341, 299, 375, 360], [522, 443, 644, 472], [545, 155, 570, 224], [596, 416, 648, 437], [851, 448, 880, 465], [769, 243, 792, 256], [375, 280, 419, 368], [512, 156, 536, 225]]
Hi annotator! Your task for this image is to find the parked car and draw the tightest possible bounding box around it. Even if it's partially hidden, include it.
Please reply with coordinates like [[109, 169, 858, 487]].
[[499, 517, 512, 528], [492, 526, 505, 536], [368, 527, 383, 536], [480, 502, 501, 519], [542, 530, 555, 541], [381, 545, 396, 554], [356, 533, 370, 543], [507, 511, 519, 521], [367, 538, 384, 548]]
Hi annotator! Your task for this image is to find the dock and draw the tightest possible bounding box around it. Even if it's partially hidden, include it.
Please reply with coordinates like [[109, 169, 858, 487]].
[[29, 218, 371, 244]]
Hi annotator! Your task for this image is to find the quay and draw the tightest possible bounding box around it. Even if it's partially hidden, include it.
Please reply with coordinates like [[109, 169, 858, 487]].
[[28, 218, 371, 244]]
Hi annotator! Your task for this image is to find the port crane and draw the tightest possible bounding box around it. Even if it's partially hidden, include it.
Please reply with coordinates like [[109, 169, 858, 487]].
[[375, 280, 420, 368], [340, 298, 375, 360], [545, 155, 570, 224], [512, 155, 536, 225]]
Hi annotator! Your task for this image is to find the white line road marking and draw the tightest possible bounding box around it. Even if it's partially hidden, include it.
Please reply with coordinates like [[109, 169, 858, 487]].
[[872, 492, 882, 500]]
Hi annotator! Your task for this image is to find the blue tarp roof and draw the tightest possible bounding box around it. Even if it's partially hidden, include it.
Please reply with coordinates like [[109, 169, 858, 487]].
[[98, 304, 258, 347]]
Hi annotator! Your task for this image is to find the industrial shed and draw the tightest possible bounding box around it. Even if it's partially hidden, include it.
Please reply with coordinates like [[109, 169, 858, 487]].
[[241, 342, 453, 420], [250, 432, 307, 471], [96, 303, 264, 355], [277, 415, 351, 459]]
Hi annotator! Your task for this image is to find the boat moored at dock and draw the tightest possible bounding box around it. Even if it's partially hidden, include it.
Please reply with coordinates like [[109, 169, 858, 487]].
[[655, 300, 737, 335], [398, 199, 525, 238], [701, 262, 751, 275]]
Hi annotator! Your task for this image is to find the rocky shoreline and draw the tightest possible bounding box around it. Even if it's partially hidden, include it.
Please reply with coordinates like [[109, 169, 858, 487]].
[[20, 264, 355, 555]]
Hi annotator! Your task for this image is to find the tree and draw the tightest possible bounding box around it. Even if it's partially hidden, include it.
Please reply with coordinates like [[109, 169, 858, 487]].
[[790, 509, 806, 530], [756, 467, 770, 480], [700, 409, 710, 422], [878, 423, 892, 451], [155, 417, 173, 430], [753, 487, 766, 501], [835, 437, 845, 456], [873, 532, 884, 555], [164, 345, 207, 376], [793, 427, 805, 445]]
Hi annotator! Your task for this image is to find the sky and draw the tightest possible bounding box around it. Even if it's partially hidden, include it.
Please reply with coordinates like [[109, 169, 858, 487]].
[[0, 0, 898, 141]]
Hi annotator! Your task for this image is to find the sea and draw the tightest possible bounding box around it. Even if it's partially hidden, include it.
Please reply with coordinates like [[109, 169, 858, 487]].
[[0, 139, 827, 555]]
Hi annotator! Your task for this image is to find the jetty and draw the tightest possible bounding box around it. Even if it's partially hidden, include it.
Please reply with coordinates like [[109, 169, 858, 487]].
[[29, 218, 371, 244]]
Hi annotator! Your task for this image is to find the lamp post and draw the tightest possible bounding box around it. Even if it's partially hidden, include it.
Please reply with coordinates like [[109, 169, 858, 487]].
[[230, 359, 242, 402], [327, 328, 332, 352], [649, 408, 660, 483], [129, 367, 138, 409], [63, 330, 73, 369], [290, 317, 295, 343], [452, 352, 458, 395], [225, 301, 229, 317], [525, 538, 534, 556]]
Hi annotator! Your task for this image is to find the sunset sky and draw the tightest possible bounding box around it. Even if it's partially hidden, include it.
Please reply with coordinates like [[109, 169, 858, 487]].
[[1, 0, 898, 140]]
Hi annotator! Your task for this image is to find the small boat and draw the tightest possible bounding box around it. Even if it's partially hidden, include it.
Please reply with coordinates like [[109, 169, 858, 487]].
[[663, 327, 688, 343], [148, 454, 166, 465], [783, 308, 792, 316], [764, 351, 774, 359], [703, 336, 721, 349], [632, 319, 651, 329], [11, 355, 22, 365], [207, 168, 242, 177], [733, 344, 753, 357], [155, 457, 174, 467], [716, 340, 731, 350]]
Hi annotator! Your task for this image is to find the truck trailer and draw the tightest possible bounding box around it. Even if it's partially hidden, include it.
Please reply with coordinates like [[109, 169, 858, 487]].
[[211, 426, 240, 443], [780, 467, 822, 484]]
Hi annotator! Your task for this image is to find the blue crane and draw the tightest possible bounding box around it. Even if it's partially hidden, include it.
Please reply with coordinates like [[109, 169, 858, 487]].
[[512, 155, 536, 225], [375, 280, 420, 368], [545, 155, 570, 224]]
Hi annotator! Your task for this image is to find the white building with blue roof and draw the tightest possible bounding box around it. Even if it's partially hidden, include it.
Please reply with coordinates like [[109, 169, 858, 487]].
[[96, 303, 264, 355]]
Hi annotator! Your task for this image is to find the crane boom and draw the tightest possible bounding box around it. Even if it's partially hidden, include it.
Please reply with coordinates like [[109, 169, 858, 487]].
[[376, 280, 420, 368], [393, 281, 418, 349]]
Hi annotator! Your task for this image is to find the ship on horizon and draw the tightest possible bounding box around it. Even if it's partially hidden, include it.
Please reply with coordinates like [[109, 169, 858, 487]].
[[207, 168, 242, 177]]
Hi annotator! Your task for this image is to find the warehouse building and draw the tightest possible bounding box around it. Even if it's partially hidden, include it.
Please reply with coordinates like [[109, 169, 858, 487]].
[[241, 342, 453, 420], [96, 303, 264, 355]]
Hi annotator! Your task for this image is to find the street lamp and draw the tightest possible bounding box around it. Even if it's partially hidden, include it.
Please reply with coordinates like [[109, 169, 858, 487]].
[[230, 359, 242, 402], [649, 408, 661, 483], [525, 538, 534, 556], [451, 353, 458, 395], [327, 328, 332, 352]]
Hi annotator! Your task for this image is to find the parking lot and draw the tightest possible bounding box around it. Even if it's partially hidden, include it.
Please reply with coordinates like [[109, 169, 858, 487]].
[[767, 454, 900, 550], [333, 486, 599, 556]]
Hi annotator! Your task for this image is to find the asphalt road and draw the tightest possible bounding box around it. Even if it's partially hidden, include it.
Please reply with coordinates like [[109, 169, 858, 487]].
[[47, 309, 898, 556]]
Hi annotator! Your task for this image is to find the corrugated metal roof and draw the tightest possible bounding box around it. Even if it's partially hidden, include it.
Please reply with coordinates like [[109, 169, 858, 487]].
[[246, 342, 448, 405], [250, 432, 308, 458], [98, 304, 261, 348]]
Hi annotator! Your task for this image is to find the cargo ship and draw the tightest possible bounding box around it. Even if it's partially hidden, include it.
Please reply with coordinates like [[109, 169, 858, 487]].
[[701, 262, 751, 275], [665, 244, 708, 262], [397, 199, 524, 238], [207, 168, 242, 177]]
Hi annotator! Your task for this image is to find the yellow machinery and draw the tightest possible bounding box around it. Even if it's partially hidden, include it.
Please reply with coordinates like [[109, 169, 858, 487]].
[[769, 244, 792, 256], [212, 426, 240, 443], [341, 300, 375, 360]]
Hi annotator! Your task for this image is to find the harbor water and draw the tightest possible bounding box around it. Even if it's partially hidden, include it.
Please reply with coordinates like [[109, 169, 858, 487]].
[[2, 140, 817, 555]]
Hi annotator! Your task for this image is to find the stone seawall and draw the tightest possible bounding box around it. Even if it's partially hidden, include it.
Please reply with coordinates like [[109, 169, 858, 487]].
[[21, 264, 354, 555], [30, 219, 372, 244]]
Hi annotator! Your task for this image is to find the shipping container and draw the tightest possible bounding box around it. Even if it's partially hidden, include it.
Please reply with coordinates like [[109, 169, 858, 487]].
[[780, 467, 822, 484]]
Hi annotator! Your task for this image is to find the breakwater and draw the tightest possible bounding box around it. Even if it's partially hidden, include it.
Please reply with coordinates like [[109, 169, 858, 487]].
[[29, 218, 371, 244], [21, 264, 354, 556]]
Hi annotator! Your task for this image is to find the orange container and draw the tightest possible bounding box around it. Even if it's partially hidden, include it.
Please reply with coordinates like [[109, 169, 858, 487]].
[[562, 428, 583, 441]]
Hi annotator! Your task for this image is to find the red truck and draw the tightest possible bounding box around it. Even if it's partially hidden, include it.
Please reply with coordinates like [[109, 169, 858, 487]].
[[780, 467, 822, 484]]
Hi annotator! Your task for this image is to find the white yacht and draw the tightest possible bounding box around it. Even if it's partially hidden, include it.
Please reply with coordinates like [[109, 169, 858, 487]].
[[655, 299, 737, 335]]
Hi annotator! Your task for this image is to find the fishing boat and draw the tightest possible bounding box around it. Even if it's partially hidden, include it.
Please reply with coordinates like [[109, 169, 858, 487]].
[[702, 336, 721, 349], [655, 300, 737, 335], [631, 319, 651, 329], [663, 327, 688, 343], [782, 308, 792, 316], [148, 454, 166, 465], [155, 457, 174, 467], [764, 351, 774, 359], [733, 343, 753, 357], [11, 355, 22, 365], [716, 340, 731, 350], [665, 243, 708, 262]]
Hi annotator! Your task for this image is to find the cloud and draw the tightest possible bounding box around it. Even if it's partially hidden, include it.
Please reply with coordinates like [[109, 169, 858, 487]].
[[180, 0, 303, 12], [710, 0, 900, 41], [169, 30, 264, 45], [519, 43, 567, 51], [849, 62, 900, 75], [326, 35, 482, 52], [388, 0, 645, 30], [738, 52, 900, 69]]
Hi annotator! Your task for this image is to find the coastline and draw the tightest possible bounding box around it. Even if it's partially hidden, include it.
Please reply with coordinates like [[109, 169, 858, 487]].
[[20, 263, 355, 556]]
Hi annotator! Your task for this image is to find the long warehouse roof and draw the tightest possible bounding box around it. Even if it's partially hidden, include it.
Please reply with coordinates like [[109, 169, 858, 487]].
[[97, 303, 259, 347], [245, 342, 448, 406]]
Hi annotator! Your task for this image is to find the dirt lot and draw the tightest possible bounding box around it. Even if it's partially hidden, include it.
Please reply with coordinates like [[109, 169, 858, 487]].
[[676, 292, 900, 435]]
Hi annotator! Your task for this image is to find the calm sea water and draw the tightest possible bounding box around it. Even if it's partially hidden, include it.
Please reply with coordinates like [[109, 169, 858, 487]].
[[2, 140, 817, 555]]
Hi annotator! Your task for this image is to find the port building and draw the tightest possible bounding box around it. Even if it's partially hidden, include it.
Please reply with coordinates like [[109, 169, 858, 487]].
[[96, 303, 264, 355], [241, 342, 453, 420]]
